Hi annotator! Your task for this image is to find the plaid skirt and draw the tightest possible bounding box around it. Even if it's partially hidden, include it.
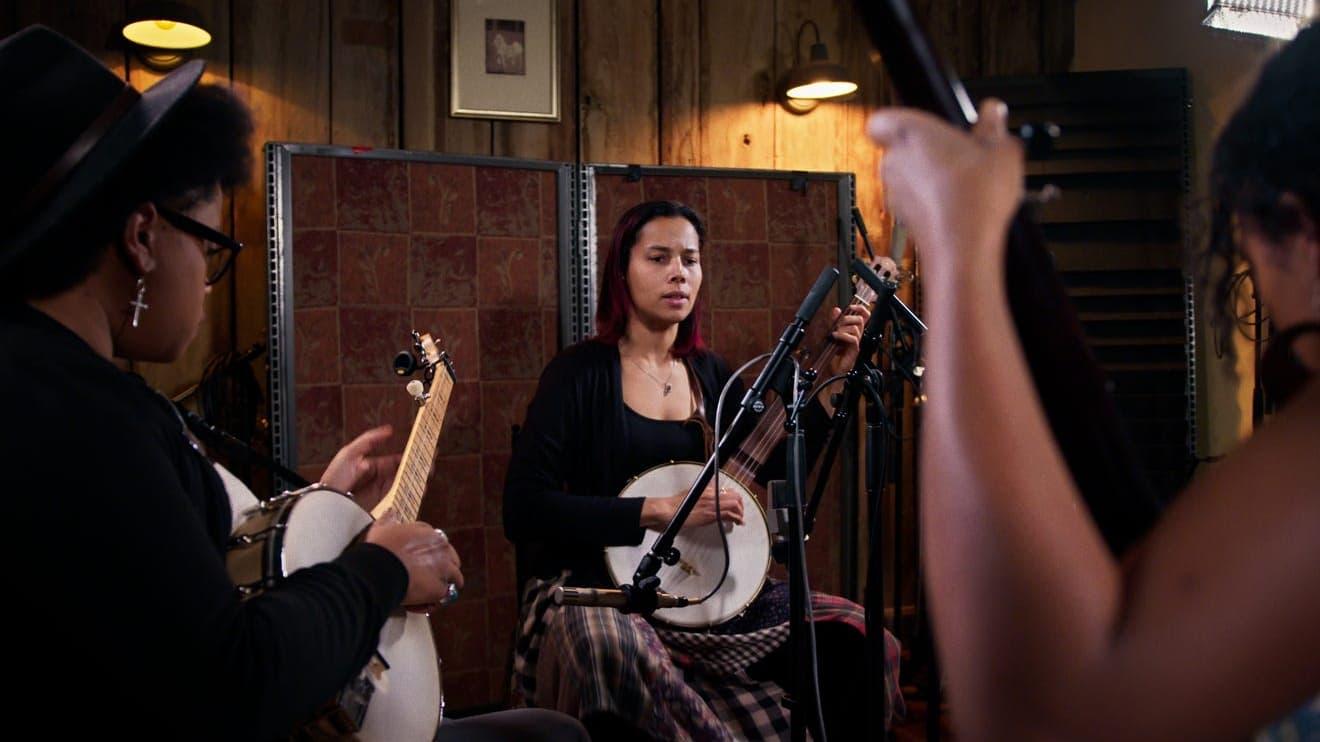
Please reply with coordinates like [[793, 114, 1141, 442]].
[[511, 573, 904, 740]]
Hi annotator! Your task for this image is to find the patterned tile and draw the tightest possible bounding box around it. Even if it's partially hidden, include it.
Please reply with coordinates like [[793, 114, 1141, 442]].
[[437, 381, 481, 456], [410, 162, 476, 235], [486, 524, 518, 598], [711, 309, 771, 373], [766, 179, 836, 244], [409, 235, 478, 307], [488, 669, 511, 707], [478, 309, 543, 380], [487, 596, 519, 670], [707, 241, 769, 308], [411, 308, 480, 382], [431, 601, 489, 681], [642, 175, 708, 217], [294, 385, 343, 469], [540, 170, 558, 238], [291, 156, 336, 230], [482, 452, 511, 528], [593, 174, 644, 239], [292, 229, 338, 307], [447, 526, 487, 600], [438, 669, 487, 714], [293, 308, 339, 385], [476, 167, 539, 237], [708, 178, 767, 242], [480, 381, 538, 452], [770, 243, 838, 310], [335, 157, 409, 233], [477, 238, 541, 307], [339, 307, 411, 383], [542, 309, 560, 368], [540, 239, 560, 309], [422, 453, 483, 530], [341, 383, 416, 455], [339, 232, 408, 306]]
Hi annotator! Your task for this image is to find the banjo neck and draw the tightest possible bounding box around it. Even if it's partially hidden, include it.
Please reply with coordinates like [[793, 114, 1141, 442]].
[[720, 269, 885, 489], [371, 333, 456, 524]]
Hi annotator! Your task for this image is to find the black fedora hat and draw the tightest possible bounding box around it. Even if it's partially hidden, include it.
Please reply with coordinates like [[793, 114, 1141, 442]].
[[0, 25, 203, 273]]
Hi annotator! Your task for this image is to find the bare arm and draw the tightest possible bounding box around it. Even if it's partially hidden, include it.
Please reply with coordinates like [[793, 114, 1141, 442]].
[[869, 100, 1320, 741]]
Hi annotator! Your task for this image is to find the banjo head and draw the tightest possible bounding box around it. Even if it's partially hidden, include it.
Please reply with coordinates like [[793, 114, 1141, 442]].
[[606, 461, 770, 628]]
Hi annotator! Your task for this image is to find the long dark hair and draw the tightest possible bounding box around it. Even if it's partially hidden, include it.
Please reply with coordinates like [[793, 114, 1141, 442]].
[[594, 200, 708, 356], [1200, 25, 1319, 355]]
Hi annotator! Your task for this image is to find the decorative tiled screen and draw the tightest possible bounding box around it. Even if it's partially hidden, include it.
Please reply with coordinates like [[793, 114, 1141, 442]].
[[269, 145, 571, 711]]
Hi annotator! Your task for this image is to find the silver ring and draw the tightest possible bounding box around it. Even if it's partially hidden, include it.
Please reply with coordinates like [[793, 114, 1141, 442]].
[[443, 582, 460, 605]]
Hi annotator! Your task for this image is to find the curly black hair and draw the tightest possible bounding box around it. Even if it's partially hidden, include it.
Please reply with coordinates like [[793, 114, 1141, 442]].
[[4, 83, 253, 299], [1200, 24, 1320, 356]]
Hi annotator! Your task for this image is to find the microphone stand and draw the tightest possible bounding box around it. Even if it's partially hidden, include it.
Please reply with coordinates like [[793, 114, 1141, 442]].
[[771, 357, 829, 742], [799, 253, 927, 740], [621, 267, 840, 617]]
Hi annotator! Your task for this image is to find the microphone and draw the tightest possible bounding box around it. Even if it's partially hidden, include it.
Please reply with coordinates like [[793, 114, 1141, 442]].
[[553, 586, 690, 610], [742, 266, 839, 413]]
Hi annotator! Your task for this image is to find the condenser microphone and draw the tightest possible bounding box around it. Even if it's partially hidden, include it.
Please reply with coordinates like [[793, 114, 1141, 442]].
[[553, 586, 690, 610]]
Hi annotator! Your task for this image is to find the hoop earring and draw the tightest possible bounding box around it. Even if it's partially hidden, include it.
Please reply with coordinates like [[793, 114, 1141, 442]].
[[129, 277, 149, 328]]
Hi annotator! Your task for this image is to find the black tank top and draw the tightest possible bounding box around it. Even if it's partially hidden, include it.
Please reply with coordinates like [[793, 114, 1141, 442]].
[[622, 405, 706, 481]]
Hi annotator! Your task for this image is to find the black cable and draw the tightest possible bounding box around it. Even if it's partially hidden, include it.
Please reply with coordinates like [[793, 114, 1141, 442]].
[[696, 351, 772, 606]]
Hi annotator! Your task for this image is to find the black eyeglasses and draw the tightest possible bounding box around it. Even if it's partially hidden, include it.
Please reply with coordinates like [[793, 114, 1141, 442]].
[[156, 205, 244, 285]]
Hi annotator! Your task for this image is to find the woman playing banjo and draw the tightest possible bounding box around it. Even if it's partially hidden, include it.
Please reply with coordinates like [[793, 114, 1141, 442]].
[[504, 200, 903, 739]]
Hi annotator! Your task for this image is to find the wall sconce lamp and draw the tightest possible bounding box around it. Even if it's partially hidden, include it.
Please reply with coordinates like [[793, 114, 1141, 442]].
[[778, 20, 858, 114], [122, 2, 212, 71]]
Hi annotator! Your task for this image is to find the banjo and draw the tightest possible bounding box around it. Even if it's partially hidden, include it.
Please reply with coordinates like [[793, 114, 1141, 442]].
[[225, 331, 454, 741], [604, 265, 892, 628]]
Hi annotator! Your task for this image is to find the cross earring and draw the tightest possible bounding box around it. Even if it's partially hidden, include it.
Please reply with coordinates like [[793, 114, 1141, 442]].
[[130, 277, 149, 328]]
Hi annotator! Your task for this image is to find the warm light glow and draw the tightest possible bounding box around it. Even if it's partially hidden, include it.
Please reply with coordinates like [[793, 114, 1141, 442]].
[[786, 80, 859, 100], [122, 18, 211, 49]]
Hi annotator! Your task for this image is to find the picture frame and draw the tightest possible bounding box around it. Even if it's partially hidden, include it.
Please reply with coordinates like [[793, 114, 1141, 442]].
[[450, 0, 560, 122]]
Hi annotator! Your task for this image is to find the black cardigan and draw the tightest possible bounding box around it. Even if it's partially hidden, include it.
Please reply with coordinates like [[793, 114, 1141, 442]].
[[1, 303, 408, 739], [503, 339, 828, 587]]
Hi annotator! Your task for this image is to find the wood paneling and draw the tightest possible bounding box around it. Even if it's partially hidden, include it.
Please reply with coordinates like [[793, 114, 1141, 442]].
[[434, 0, 492, 155], [401, 0, 437, 151], [493, 0, 576, 161], [331, 0, 399, 148], [982, 0, 1041, 76], [579, 0, 656, 164], [700, 0, 776, 167], [658, 0, 700, 165], [774, 0, 849, 172], [231, 0, 331, 359], [15, 0, 125, 75]]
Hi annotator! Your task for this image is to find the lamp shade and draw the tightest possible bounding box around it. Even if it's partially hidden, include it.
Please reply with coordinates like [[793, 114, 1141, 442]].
[[784, 42, 858, 100], [122, 2, 211, 51]]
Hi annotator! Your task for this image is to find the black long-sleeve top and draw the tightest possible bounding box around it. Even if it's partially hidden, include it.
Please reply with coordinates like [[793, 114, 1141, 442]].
[[0, 303, 408, 740], [503, 339, 828, 587]]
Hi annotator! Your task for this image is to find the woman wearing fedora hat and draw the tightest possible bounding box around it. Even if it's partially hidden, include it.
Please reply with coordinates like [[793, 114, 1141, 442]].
[[0, 25, 584, 742]]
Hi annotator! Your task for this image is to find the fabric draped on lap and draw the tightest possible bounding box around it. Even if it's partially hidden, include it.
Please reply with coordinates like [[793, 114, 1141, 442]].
[[511, 572, 905, 740]]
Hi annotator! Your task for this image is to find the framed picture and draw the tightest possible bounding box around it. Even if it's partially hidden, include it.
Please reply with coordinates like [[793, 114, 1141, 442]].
[[450, 0, 560, 122]]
